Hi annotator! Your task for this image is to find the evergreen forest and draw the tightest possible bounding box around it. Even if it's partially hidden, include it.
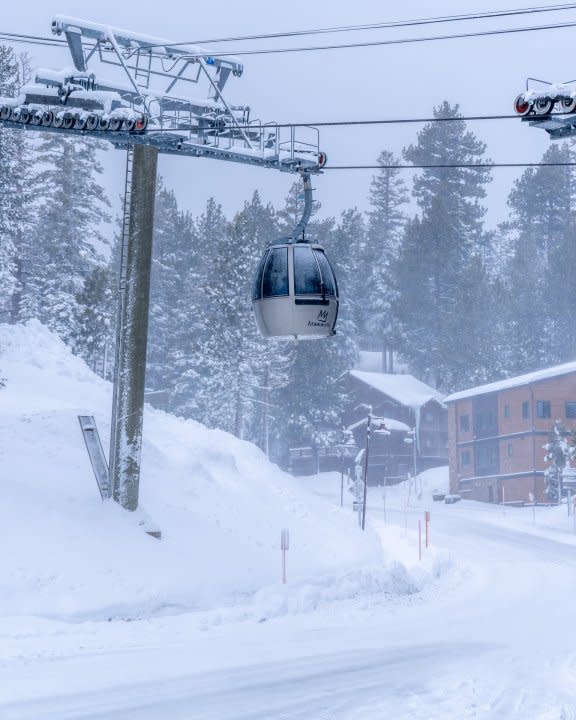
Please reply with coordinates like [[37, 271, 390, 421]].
[[2, 45, 576, 462]]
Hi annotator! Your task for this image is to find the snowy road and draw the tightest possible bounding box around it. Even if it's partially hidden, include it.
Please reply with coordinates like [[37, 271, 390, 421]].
[[2, 644, 494, 720], [3, 493, 576, 719]]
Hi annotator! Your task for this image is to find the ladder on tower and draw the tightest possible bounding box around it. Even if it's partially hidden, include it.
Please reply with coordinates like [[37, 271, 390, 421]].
[[108, 147, 134, 497], [119, 147, 134, 293]]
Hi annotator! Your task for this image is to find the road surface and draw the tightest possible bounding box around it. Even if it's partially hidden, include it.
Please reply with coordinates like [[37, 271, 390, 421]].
[[2, 490, 576, 719]]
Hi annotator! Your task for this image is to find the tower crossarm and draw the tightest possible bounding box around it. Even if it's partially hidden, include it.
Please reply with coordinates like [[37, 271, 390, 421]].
[[0, 16, 326, 174], [51, 16, 243, 94], [0, 110, 325, 173], [0, 16, 326, 173]]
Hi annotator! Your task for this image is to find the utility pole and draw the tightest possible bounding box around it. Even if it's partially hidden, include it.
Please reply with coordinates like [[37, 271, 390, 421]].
[[109, 145, 158, 511], [404, 426, 418, 492], [361, 410, 372, 531], [412, 426, 418, 479], [264, 366, 270, 459]]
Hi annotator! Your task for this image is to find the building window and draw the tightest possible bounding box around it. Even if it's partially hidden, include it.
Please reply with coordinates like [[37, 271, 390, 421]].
[[536, 400, 551, 419], [460, 414, 469, 432], [475, 442, 499, 475], [522, 401, 530, 419], [504, 404, 510, 418], [566, 401, 576, 419], [461, 450, 471, 467], [507, 443, 513, 457]]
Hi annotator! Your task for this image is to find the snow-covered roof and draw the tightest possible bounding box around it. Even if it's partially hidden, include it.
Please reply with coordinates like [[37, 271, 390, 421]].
[[349, 370, 445, 410], [347, 416, 410, 433], [444, 360, 576, 403]]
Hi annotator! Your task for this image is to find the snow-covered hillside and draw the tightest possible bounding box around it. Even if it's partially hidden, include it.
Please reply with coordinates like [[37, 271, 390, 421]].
[[0, 321, 389, 620], [8, 322, 576, 719]]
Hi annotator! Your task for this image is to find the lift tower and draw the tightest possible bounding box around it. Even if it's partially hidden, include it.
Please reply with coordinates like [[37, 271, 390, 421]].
[[0, 16, 326, 513]]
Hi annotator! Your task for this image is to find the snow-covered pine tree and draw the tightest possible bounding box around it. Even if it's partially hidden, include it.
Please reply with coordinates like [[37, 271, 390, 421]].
[[502, 143, 576, 374], [26, 135, 111, 346], [363, 150, 408, 353], [543, 420, 575, 503], [0, 47, 34, 323], [195, 191, 277, 441], [73, 265, 115, 376], [147, 179, 197, 397], [332, 207, 365, 343], [169, 197, 227, 418], [393, 101, 493, 391], [165, 197, 220, 414]]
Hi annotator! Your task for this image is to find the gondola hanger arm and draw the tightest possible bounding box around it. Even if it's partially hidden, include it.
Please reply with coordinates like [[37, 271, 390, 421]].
[[293, 171, 313, 242]]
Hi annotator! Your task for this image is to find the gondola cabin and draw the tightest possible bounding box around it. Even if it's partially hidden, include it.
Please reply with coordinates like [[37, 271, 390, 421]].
[[252, 241, 339, 339]]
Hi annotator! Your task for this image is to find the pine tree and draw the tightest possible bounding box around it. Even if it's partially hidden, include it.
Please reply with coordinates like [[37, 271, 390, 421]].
[[393, 102, 493, 391], [502, 143, 576, 373], [0, 47, 34, 323], [26, 135, 111, 345], [73, 265, 115, 376], [170, 197, 228, 419], [147, 180, 197, 395], [332, 207, 365, 343], [195, 191, 277, 440], [363, 150, 408, 352], [544, 421, 575, 502]]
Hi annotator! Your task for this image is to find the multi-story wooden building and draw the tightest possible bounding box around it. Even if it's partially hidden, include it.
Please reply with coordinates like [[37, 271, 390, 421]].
[[344, 361, 447, 484], [444, 362, 576, 503]]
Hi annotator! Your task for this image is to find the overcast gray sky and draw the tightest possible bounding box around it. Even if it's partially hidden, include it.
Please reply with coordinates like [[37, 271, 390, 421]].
[[3, 1, 574, 230]]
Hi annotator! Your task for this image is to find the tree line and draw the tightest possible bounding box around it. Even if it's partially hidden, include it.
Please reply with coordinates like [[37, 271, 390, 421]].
[[2, 44, 576, 462]]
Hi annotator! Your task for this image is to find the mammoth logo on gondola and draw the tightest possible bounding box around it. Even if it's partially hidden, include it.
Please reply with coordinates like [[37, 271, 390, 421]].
[[306, 309, 330, 328]]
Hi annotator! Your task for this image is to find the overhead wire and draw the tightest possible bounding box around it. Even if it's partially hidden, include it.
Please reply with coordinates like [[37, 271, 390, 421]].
[[156, 3, 576, 47], [323, 162, 576, 170], [1, 3, 576, 53], [229, 114, 528, 129], [0, 32, 66, 49], [128, 113, 546, 134], [187, 19, 576, 57]]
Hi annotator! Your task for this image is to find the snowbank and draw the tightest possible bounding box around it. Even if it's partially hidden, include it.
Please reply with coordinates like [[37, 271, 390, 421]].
[[0, 321, 387, 621]]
